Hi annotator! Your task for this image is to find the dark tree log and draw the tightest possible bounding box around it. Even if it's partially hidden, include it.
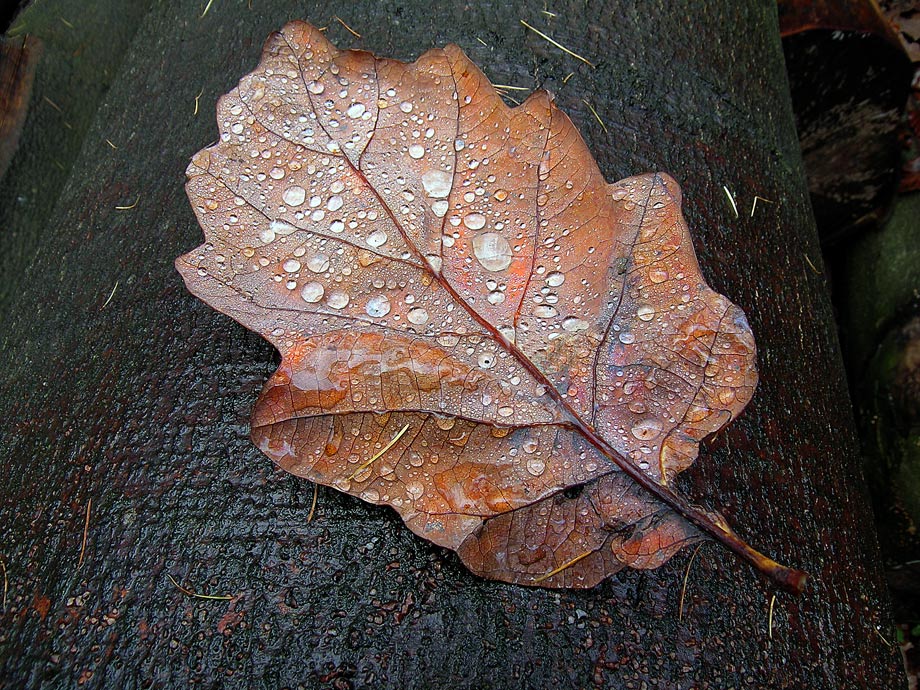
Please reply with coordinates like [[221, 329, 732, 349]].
[[779, 0, 914, 243], [0, 1, 907, 687]]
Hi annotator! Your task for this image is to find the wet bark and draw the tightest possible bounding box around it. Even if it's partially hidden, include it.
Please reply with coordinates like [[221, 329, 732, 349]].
[[0, 1, 907, 688]]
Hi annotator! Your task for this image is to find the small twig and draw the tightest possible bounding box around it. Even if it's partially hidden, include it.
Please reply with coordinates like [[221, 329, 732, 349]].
[[115, 196, 140, 210], [166, 574, 233, 600], [803, 254, 822, 275], [533, 550, 593, 583], [193, 88, 204, 116], [105, 138, 118, 150], [348, 423, 410, 480], [541, 10, 557, 18], [582, 99, 608, 134], [334, 16, 361, 39], [77, 499, 91, 568], [520, 20, 595, 68], [307, 482, 318, 523], [750, 195, 774, 217], [200, 0, 215, 18], [678, 543, 703, 621], [562, 72, 575, 85], [722, 185, 739, 218], [101, 281, 119, 309], [476, 37, 488, 47], [767, 593, 776, 639]]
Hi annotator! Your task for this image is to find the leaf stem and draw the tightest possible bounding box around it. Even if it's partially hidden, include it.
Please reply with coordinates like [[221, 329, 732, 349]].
[[574, 418, 809, 594]]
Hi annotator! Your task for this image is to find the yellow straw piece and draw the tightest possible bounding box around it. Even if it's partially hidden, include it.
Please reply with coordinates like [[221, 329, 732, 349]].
[[348, 423, 410, 480]]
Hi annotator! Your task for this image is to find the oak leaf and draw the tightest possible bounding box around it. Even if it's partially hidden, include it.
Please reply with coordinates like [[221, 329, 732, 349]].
[[176, 21, 807, 591]]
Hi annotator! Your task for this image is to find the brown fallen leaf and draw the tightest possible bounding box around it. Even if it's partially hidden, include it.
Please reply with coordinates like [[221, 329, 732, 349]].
[[176, 21, 807, 592]]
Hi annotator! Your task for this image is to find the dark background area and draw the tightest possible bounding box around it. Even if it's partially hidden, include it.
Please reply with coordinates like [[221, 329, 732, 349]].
[[0, 1, 916, 688]]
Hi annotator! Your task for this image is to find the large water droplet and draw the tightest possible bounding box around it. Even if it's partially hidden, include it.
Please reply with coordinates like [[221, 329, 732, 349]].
[[367, 230, 388, 248], [327, 290, 350, 309], [407, 307, 429, 325], [477, 352, 495, 369], [487, 290, 505, 305], [463, 213, 486, 230], [619, 331, 636, 344], [534, 305, 558, 319], [307, 253, 330, 273], [630, 418, 663, 441], [637, 305, 655, 321], [282, 186, 306, 207], [308, 80, 325, 94], [472, 232, 512, 272], [365, 294, 391, 317], [270, 219, 297, 236], [408, 144, 425, 159], [421, 169, 452, 198], [269, 167, 285, 180], [300, 281, 324, 303], [399, 101, 413, 113], [435, 415, 456, 430], [562, 317, 589, 332], [346, 103, 365, 118], [431, 200, 449, 217], [526, 456, 546, 476], [425, 254, 443, 272], [326, 195, 344, 212], [546, 271, 565, 287], [282, 259, 301, 273], [649, 268, 669, 284]]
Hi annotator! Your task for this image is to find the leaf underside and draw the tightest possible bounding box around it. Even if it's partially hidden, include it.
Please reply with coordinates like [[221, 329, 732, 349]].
[[177, 21, 765, 589]]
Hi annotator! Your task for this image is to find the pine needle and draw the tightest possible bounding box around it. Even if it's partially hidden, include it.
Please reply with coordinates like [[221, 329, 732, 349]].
[[722, 185, 739, 218], [193, 88, 204, 116], [582, 99, 608, 134], [750, 194, 774, 217], [43, 96, 63, 113], [767, 593, 776, 639], [0, 555, 7, 613], [101, 281, 119, 309], [348, 423, 410, 480], [115, 196, 140, 210], [166, 574, 233, 600], [334, 16, 361, 38], [533, 550, 593, 583], [105, 138, 118, 149], [678, 543, 703, 621], [200, 0, 215, 18], [307, 482, 318, 523], [520, 20, 595, 68], [77, 499, 91, 568], [804, 254, 822, 275]]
